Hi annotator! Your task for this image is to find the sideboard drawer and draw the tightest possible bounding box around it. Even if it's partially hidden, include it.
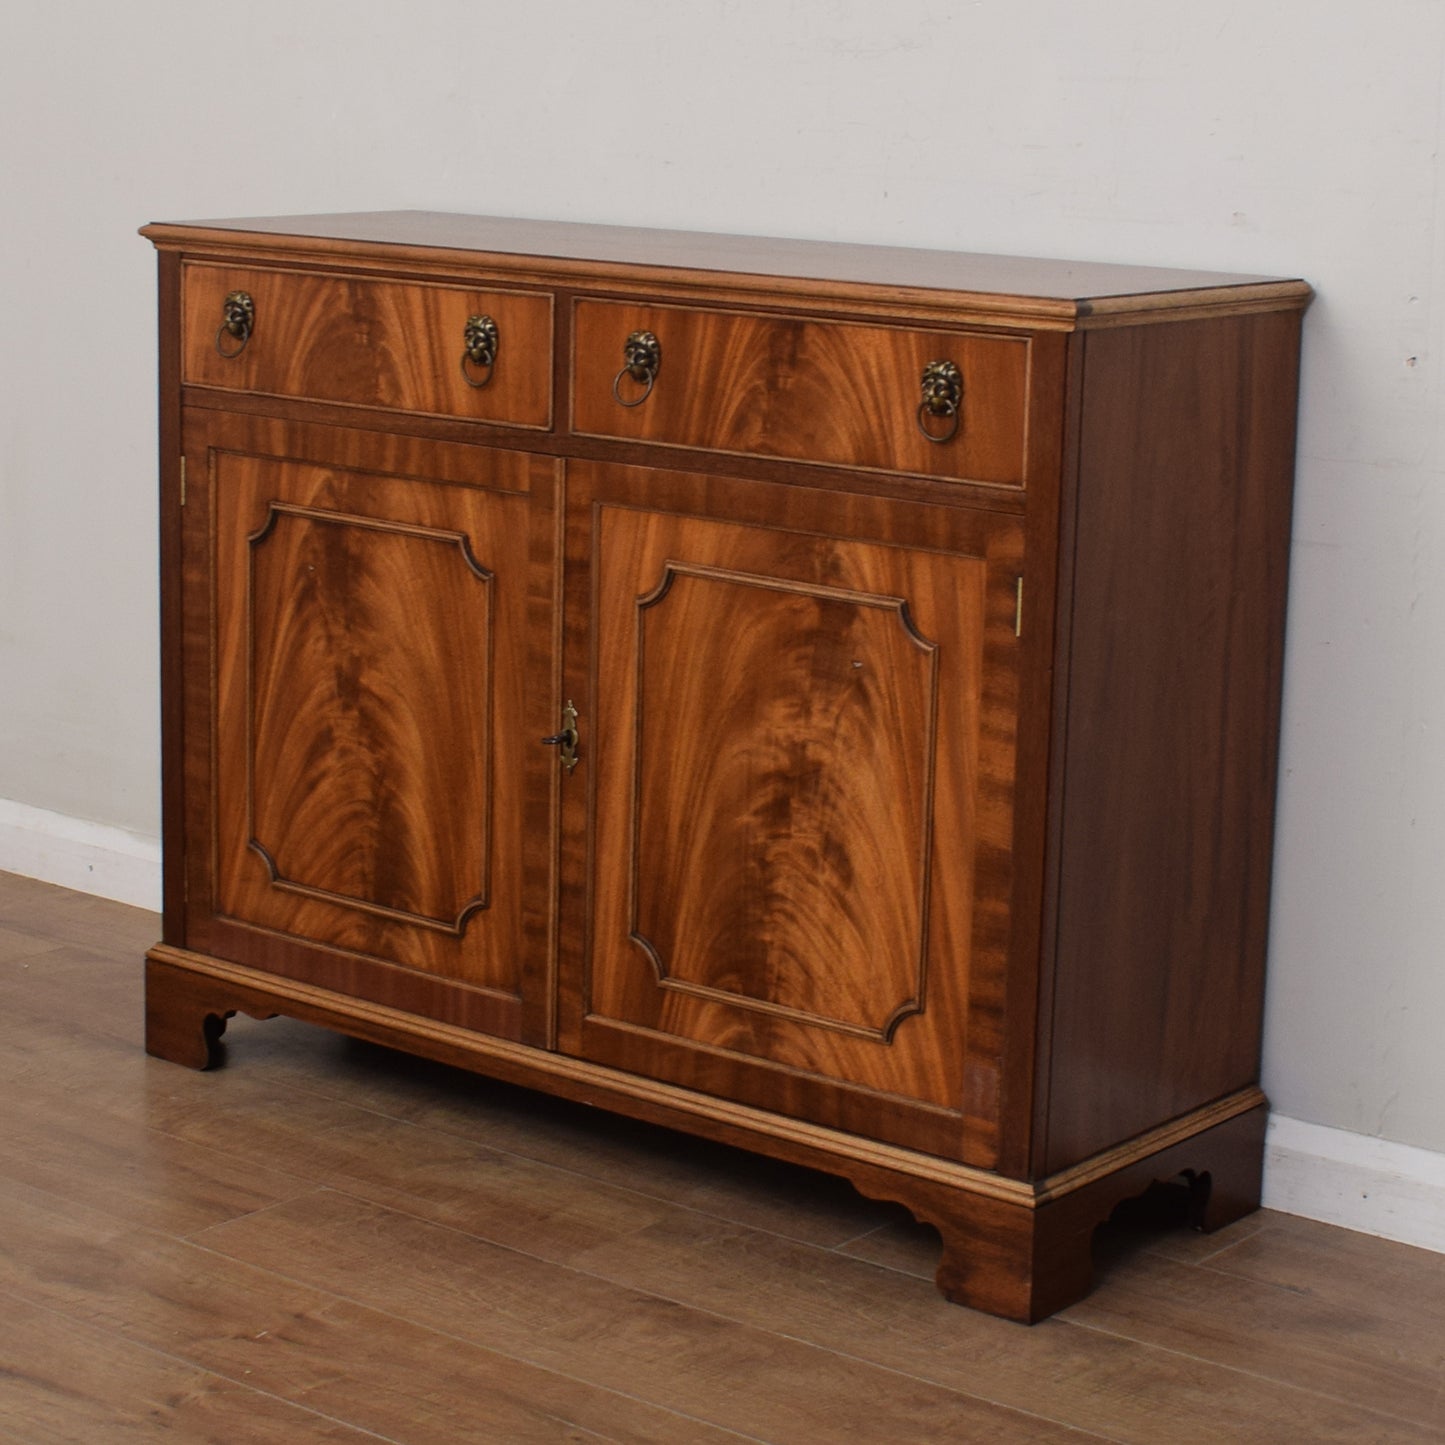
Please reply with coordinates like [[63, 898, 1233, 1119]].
[[571, 298, 1028, 484], [181, 263, 553, 428]]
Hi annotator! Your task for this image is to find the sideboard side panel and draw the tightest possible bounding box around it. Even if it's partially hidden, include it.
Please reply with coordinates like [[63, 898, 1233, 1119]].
[[1042, 309, 1303, 1174]]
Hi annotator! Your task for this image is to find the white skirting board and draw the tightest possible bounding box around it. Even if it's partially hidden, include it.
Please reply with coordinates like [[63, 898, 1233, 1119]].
[[0, 797, 162, 912], [1262, 1114, 1445, 1255], [2, 794, 1442, 1256]]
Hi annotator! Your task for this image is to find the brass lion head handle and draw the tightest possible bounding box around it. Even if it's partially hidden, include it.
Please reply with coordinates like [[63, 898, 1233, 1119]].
[[215, 291, 255, 359], [612, 330, 661, 408], [917, 360, 962, 444], [460, 314, 499, 389]]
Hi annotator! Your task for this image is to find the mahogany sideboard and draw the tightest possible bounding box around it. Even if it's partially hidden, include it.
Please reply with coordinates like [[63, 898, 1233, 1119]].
[[140, 212, 1310, 1321]]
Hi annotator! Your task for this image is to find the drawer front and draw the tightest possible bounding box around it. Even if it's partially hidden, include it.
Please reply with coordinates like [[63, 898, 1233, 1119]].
[[572, 299, 1028, 484], [181, 263, 553, 427]]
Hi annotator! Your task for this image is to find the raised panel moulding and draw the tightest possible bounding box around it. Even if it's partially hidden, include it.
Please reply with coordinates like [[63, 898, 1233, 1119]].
[[245, 501, 494, 933], [629, 562, 939, 1041]]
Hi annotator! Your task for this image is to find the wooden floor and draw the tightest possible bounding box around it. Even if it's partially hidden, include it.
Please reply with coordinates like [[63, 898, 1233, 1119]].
[[1, 873, 1442, 1443]]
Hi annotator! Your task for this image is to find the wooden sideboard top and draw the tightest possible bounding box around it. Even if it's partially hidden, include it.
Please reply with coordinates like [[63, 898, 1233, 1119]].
[[141, 211, 1311, 327]]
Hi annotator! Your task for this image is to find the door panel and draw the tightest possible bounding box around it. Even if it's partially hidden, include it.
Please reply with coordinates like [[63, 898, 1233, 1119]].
[[183, 412, 558, 1041], [244, 497, 496, 934], [561, 461, 1023, 1163], [631, 563, 939, 1041]]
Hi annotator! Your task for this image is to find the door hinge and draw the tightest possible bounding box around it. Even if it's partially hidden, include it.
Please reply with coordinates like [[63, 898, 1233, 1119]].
[[1014, 576, 1024, 638], [179, 455, 187, 507]]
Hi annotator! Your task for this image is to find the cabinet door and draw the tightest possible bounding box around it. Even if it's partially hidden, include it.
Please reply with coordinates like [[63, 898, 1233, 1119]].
[[181, 411, 559, 1043], [559, 461, 1023, 1164]]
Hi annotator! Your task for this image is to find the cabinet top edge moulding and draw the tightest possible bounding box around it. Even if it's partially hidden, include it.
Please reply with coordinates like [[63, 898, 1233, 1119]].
[[140, 211, 1312, 330]]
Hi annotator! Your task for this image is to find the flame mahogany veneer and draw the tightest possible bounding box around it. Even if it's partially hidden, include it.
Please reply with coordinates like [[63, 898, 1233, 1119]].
[[141, 213, 1309, 1321]]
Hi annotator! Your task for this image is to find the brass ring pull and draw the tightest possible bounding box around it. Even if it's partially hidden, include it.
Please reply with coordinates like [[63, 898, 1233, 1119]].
[[215, 291, 255, 359], [612, 330, 661, 407], [460, 314, 499, 389], [917, 360, 962, 444]]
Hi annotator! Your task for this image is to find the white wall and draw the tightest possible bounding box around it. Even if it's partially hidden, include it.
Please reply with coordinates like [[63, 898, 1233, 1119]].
[[3, 2, 1442, 1165]]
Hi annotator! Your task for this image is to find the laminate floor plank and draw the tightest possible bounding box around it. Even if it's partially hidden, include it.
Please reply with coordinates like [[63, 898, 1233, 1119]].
[[0, 1031, 141, 1113], [0, 875, 156, 956], [0, 1080, 317, 1237], [0, 924, 62, 967], [1064, 1216, 1445, 1432], [1135, 1202, 1274, 1264], [0, 1292, 391, 1444], [1192, 1209, 1445, 1324], [140, 1066, 694, 1257], [227, 1017, 893, 1249], [195, 1187, 1108, 1443], [0, 941, 135, 1015], [0, 1175, 758, 1445], [0, 942, 143, 1066], [157, 1062, 897, 1275], [832, 1209, 939, 1279], [3, 1001, 744, 1274], [553, 1191, 1433, 1444]]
